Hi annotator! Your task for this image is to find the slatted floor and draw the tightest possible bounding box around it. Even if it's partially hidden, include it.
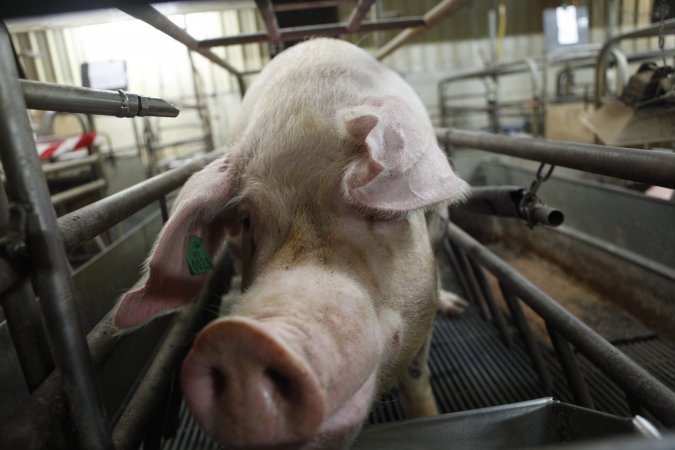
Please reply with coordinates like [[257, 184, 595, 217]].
[[161, 305, 675, 448]]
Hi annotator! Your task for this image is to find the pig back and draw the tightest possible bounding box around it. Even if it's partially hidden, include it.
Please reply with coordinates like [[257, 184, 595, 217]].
[[233, 38, 433, 141]]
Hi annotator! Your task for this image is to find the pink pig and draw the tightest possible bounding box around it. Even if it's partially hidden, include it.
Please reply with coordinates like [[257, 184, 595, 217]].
[[115, 38, 467, 449]]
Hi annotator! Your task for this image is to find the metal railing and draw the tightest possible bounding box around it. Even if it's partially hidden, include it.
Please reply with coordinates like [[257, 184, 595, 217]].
[[437, 127, 675, 427]]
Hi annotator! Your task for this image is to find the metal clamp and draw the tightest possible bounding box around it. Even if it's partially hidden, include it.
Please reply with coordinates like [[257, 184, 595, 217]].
[[519, 162, 557, 228], [117, 89, 130, 118]]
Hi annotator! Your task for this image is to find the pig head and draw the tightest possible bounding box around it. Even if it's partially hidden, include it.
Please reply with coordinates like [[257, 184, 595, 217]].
[[115, 38, 467, 449]]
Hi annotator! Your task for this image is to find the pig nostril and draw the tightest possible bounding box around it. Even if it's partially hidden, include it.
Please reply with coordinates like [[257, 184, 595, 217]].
[[265, 368, 294, 400], [210, 367, 226, 396]]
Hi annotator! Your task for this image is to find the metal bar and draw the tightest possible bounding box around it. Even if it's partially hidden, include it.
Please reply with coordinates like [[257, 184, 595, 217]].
[[120, 4, 242, 77], [112, 251, 235, 449], [595, 18, 675, 107], [199, 17, 426, 47], [0, 184, 53, 391], [468, 256, 512, 347], [498, 281, 552, 392], [1, 314, 121, 449], [448, 240, 490, 320], [57, 151, 219, 251], [148, 136, 205, 151], [375, 0, 472, 60], [442, 237, 472, 302], [0, 26, 112, 449], [446, 222, 675, 426], [51, 179, 107, 206], [435, 128, 675, 189], [273, 0, 354, 12], [22, 80, 179, 118], [346, 0, 375, 32], [254, 0, 281, 41], [546, 322, 595, 409], [42, 154, 100, 175]]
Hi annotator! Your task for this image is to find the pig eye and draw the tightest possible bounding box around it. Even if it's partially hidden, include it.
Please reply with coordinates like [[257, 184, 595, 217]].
[[242, 217, 252, 231]]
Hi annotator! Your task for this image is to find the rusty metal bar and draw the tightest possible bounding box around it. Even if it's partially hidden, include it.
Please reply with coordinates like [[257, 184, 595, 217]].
[[198, 17, 425, 47], [446, 222, 675, 426], [254, 0, 281, 40], [346, 0, 375, 32], [436, 128, 675, 190], [376, 0, 472, 60]]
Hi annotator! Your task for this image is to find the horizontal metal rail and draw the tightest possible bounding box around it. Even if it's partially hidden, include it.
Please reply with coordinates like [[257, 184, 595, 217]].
[[51, 179, 107, 207], [436, 128, 675, 189], [58, 151, 220, 251], [254, 0, 280, 40], [42, 154, 100, 175], [198, 17, 426, 47], [22, 80, 179, 118], [273, 0, 354, 12], [446, 222, 675, 426]]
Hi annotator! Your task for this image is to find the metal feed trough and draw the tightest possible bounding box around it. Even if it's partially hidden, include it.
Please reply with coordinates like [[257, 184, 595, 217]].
[[1, 2, 675, 449]]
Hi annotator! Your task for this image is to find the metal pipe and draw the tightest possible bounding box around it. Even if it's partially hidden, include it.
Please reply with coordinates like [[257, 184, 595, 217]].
[[57, 151, 220, 251], [254, 0, 281, 40], [446, 222, 675, 426], [0, 26, 113, 449], [42, 154, 100, 175], [468, 256, 512, 347], [346, 0, 375, 32], [112, 251, 235, 449], [120, 5, 243, 77], [376, 0, 472, 60], [498, 281, 552, 392], [51, 179, 107, 207], [546, 322, 595, 409], [461, 186, 564, 228], [530, 204, 564, 227], [442, 237, 473, 302], [595, 18, 675, 107], [436, 128, 675, 189], [198, 17, 426, 47], [448, 241, 490, 320], [1, 314, 121, 449], [22, 80, 179, 118], [0, 185, 53, 392]]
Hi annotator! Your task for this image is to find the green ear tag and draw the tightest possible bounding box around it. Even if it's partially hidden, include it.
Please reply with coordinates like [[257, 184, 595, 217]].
[[186, 235, 213, 275]]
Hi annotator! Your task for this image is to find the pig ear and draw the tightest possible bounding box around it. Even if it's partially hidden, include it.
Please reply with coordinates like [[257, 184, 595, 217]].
[[114, 156, 238, 328], [340, 96, 467, 213]]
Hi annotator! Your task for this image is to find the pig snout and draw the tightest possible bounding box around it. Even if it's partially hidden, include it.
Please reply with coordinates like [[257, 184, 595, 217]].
[[181, 317, 325, 448], [180, 267, 389, 449]]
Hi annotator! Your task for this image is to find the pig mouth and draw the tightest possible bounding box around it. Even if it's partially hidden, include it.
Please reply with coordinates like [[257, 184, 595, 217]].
[[180, 317, 378, 449]]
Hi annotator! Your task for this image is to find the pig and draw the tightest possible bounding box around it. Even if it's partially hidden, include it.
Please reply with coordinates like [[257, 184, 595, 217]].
[[114, 38, 468, 449]]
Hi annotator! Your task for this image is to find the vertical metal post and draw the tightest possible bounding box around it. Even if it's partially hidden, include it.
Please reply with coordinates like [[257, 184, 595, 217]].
[[546, 322, 595, 409], [0, 27, 112, 449], [468, 257, 512, 347], [499, 281, 552, 392], [442, 237, 472, 302], [0, 186, 54, 391], [448, 240, 490, 320]]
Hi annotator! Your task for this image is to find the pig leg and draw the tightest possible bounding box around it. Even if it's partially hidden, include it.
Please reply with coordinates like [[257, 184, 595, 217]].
[[398, 333, 438, 418]]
